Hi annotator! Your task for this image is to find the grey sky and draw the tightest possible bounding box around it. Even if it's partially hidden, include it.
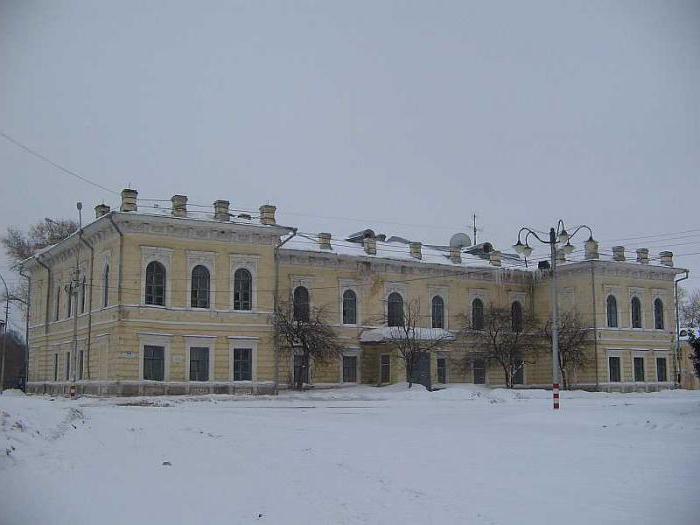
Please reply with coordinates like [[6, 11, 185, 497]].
[[1, 0, 699, 329]]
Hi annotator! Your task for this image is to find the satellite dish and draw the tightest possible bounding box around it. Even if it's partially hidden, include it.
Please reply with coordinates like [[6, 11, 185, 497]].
[[449, 233, 472, 248]]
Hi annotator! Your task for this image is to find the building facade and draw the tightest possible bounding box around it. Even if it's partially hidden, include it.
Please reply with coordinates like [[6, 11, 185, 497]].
[[21, 189, 687, 395]]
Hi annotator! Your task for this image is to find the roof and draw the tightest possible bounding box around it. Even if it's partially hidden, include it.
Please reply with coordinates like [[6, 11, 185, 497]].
[[359, 327, 457, 344]]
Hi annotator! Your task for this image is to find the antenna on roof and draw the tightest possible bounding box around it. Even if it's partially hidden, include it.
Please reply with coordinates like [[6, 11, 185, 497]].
[[472, 213, 478, 244]]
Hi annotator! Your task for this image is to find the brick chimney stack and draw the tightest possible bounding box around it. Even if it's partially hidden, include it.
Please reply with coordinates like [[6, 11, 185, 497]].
[[95, 203, 110, 219], [120, 188, 138, 212]]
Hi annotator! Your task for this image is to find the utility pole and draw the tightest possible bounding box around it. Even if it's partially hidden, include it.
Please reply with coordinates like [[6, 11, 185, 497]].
[[472, 213, 478, 245], [0, 272, 9, 393], [71, 202, 82, 384]]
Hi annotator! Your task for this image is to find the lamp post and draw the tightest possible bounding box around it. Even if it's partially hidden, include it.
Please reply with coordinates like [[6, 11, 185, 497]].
[[513, 220, 594, 410], [0, 272, 9, 393]]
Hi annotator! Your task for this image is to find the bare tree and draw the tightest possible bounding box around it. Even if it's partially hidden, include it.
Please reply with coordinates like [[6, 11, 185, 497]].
[[273, 302, 343, 390], [2, 218, 78, 307], [679, 288, 700, 328], [378, 299, 454, 389], [545, 310, 591, 390], [466, 306, 544, 388]]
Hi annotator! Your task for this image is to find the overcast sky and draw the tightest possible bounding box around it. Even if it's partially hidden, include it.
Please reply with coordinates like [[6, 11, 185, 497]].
[[1, 0, 699, 329]]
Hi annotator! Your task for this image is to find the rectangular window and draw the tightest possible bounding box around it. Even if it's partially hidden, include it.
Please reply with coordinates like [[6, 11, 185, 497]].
[[633, 357, 645, 382], [342, 355, 358, 383], [143, 345, 165, 381], [189, 347, 209, 381], [65, 352, 71, 381], [380, 354, 391, 383], [656, 357, 667, 382], [473, 359, 486, 384], [233, 348, 252, 381], [437, 357, 447, 384], [54, 353, 58, 382], [79, 350, 84, 380], [609, 356, 621, 382]]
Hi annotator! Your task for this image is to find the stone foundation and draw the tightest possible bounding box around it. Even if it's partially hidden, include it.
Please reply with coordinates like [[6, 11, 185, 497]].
[[26, 381, 278, 397]]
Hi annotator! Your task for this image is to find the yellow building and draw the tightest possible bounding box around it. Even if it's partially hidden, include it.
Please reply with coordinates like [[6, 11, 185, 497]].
[[21, 189, 688, 395]]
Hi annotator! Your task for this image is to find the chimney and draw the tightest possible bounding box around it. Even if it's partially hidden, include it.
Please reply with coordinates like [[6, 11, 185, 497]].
[[95, 203, 110, 219], [584, 238, 599, 260], [409, 242, 422, 260], [259, 204, 277, 225], [318, 232, 332, 250], [363, 237, 377, 255], [659, 251, 674, 267], [636, 248, 649, 264], [449, 246, 462, 264], [612, 246, 626, 262], [171, 195, 187, 218], [489, 250, 502, 267], [213, 200, 230, 221], [120, 188, 138, 212]]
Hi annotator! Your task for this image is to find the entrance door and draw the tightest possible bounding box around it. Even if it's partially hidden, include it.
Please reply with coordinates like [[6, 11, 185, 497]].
[[437, 357, 447, 384], [410, 353, 432, 389], [293, 355, 309, 385], [343, 355, 358, 383]]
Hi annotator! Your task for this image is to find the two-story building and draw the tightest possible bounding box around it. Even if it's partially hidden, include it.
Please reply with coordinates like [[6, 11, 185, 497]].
[[20, 188, 687, 395]]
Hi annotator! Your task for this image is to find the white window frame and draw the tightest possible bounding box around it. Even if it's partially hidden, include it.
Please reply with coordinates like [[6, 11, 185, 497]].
[[228, 336, 258, 383], [339, 347, 361, 383], [187, 251, 216, 311], [138, 333, 172, 381], [230, 255, 259, 312], [141, 247, 173, 308], [184, 335, 216, 382]]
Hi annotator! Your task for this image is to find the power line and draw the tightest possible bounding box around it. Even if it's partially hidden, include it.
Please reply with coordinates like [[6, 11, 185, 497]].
[[0, 131, 120, 196]]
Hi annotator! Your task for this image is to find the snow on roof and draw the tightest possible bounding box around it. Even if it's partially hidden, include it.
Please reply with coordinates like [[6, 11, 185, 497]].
[[679, 328, 699, 341], [359, 326, 457, 344], [282, 233, 525, 270]]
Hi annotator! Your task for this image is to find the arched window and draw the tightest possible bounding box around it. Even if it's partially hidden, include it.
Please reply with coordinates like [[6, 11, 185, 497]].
[[55, 286, 61, 321], [387, 292, 404, 327], [80, 277, 87, 314], [631, 297, 642, 328], [606, 295, 618, 328], [234, 268, 252, 311], [293, 286, 310, 322], [342, 289, 357, 325], [191, 265, 210, 309], [471, 298, 484, 330], [511, 301, 523, 332], [431, 296, 445, 329], [66, 284, 72, 318], [145, 261, 166, 306], [654, 298, 664, 330], [103, 265, 109, 307]]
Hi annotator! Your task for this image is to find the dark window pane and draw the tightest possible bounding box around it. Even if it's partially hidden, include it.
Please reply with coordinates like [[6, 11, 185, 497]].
[[189, 347, 209, 381], [103, 265, 109, 307], [144, 345, 165, 381], [607, 296, 618, 328], [54, 354, 58, 381], [609, 356, 621, 382], [656, 357, 667, 382], [432, 296, 444, 329], [342, 290, 357, 325], [66, 287, 72, 319], [631, 297, 642, 328], [234, 268, 252, 311], [472, 299, 484, 330], [80, 277, 87, 314], [234, 348, 252, 381], [145, 262, 166, 306], [513, 354, 524, 385], [511, 301, 523, 332], [380, 354, 391, 383], [437, 358, 447, 384], [65, 352, 70, 380], [343, 355, 358, 383], [634, 357, 645, 382], [387, 293, 404, 327], [654, 299, 664, 330], [55, 287, 61, 321], [293, 286, 309, 322], [190, 265, 210, 308], [79, 350, 84, 380], [473, 359, 486, 384], [293, 354, 308, 384]]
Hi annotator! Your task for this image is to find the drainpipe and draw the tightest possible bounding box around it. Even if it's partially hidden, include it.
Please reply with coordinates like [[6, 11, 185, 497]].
[[107, 213, 124, 316], [590, 261, 599, 391], [18, 267, 30, 391], [79, 235, 95, 380], [273, 228, 297, 394], [674, 270, 689, 387]]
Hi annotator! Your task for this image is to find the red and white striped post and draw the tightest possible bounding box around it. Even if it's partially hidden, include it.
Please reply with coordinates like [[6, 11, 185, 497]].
[[553, 383, 560, 410]]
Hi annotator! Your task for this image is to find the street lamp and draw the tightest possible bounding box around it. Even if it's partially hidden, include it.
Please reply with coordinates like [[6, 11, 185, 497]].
[[513, 220, 595, 410]]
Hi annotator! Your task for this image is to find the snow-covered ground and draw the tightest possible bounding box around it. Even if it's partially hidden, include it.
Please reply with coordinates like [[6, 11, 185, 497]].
[[1, 386, 699, 525]]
